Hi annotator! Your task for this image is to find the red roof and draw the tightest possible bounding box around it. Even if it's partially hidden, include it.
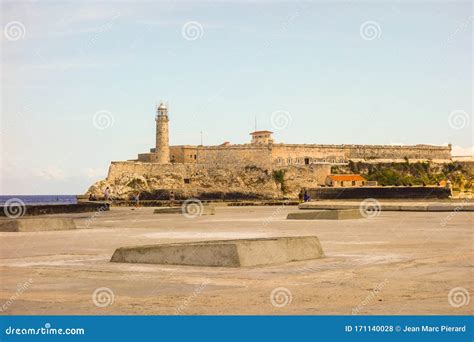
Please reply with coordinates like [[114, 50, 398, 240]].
[[250, 130, 273, 135], [327, 174, 366, 181]]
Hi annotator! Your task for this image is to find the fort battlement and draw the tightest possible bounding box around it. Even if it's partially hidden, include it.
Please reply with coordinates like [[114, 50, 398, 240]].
[[135, 108, 451, 166], [138, 141, 451, 167]]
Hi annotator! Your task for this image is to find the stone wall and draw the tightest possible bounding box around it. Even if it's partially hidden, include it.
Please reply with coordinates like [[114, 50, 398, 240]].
[[344, 144, 451, 162], [307, 186, 451, 200], [196, 145, 273, 168], [169, 146, 198, 164], [138, 143, 451, 165], [272, 144, 346, 165], [272, 144, 451, 165]]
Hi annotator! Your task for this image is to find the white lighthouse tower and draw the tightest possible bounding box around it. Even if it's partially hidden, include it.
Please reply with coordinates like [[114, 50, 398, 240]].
[[155, 102, 170, 164]]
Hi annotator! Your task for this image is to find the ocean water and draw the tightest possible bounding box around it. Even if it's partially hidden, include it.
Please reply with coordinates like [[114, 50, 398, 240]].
[[0, 195, 77, 205]]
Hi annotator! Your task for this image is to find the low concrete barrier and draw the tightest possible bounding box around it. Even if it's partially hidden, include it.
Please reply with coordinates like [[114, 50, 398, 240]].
[[287, 209, 363, 220], [0, 202, 109, 217], [110, 236, 324, 267], [306, 186, 451, 200], [227, 201, 299, 206], [110, 200, 299, 207], [0, 218, 77, 232], [298, 202, 474, 212]]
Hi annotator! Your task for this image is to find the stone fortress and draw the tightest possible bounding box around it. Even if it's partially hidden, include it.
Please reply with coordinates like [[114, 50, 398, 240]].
[[138, 103, 452, 167], [89, 102, 453, 199]]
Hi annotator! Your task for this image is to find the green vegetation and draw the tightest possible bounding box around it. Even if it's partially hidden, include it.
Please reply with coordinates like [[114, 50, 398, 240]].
[[332, 161, 472, 190], [272, 169, 287, 193]]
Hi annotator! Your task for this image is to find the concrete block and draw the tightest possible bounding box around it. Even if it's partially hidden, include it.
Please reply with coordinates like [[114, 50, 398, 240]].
[[299, 203, 357, 210], [287, 209, 363, 220], [427, 204, 474, 212], [110, 236, 324, 267], [153, 205, 215, 215], [153, 207, 182, 214], [399, 205, 426, 211], [0, 218, 77, 232]]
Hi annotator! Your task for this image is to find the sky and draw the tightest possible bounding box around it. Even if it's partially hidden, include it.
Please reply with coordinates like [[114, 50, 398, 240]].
[[0, 0, 472, 195]]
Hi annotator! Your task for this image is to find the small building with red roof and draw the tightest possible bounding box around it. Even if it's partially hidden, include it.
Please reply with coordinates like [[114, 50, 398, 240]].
[[249, 130, 274, 145], [326, 174, 367, 187]]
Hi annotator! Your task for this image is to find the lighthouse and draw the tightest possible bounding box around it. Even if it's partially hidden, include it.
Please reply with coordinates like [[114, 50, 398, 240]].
[[155, 102, 170, 164]]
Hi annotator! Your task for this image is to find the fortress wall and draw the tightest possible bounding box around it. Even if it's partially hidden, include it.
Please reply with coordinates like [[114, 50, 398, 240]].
[[140, 143, 451, 166], [344, 144, 451, 161], [272, 145, 346, 164], [196, 145, 273, 169], [271, 144, 451, 165], [107, 161, 191, 181], [108, 150, 275, 184]]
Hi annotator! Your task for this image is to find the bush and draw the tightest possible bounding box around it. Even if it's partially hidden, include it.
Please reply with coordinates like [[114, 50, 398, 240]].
[[272, 170, 287, 193]]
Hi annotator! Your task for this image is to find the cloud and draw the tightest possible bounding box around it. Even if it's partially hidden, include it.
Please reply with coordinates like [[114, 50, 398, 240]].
[[34, 166, 66, 181]]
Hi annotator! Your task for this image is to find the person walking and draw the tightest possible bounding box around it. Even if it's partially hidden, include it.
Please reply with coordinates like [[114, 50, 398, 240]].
[[134, 192, 140, 207], [104, 187, 111, 201], [303, 190, 311, 202]]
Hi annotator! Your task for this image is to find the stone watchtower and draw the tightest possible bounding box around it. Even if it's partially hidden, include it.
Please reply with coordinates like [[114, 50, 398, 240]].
[[155, 102, 170, 164]]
